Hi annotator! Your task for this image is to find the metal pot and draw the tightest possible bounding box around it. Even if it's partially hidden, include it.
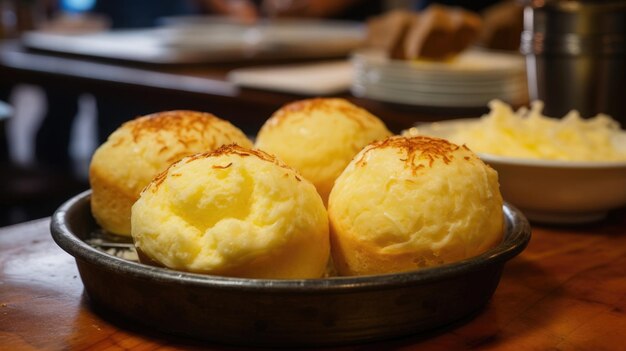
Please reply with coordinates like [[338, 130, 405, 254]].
[[521, 0, 626, 122]]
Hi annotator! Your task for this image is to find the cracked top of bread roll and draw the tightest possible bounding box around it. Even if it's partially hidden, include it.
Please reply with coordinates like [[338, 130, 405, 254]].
[[255, 98, 392, 204], [131, 144, 329, 279], [89, 110, 252, 236], [328, 135, 504, 276]]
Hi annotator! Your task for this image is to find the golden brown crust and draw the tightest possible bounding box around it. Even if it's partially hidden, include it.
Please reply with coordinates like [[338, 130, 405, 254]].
[[207, 143, 281, 164], [112, 110, 246, 156], [149, 145, 300, 192], [355, 136, 477, 174], [267, 98, 381, 130], [126, 110, 218, 141], [331, 226, 499, 276], [330, 219, 449, 276], [89, 166, 137, 235]]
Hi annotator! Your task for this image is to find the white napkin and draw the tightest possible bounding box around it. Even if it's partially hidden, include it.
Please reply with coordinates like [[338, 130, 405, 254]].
[[227, 60, 353, 95]]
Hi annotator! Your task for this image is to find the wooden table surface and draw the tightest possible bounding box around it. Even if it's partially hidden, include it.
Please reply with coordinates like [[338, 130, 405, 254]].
[[1, 209, 625, 350]]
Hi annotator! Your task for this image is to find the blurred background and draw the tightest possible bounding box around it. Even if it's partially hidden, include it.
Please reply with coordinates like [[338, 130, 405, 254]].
[[1, 0, 622, 226]]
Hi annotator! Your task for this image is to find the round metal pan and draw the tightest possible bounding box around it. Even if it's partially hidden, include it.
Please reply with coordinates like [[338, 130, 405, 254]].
[[50, 191, 531, 347]]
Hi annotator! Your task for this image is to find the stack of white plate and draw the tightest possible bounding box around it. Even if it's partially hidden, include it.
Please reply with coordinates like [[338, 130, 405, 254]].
[[351, 49, 528, 107]]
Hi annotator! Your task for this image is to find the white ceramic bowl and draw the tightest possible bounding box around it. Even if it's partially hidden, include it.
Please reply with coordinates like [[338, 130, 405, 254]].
[[414, 119, 626, 224]]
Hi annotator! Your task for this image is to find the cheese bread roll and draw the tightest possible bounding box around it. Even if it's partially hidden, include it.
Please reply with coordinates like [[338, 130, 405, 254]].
[[131, 145, 329, 279], [90, 110, 252, 236], [255, 98, 392, 204], [328, 136, 503, 276]]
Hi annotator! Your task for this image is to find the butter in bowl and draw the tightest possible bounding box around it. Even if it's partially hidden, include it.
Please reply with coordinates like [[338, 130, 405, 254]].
[[408, 100, 626, 224]]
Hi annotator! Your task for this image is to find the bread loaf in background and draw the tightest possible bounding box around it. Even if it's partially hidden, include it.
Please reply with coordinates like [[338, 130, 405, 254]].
[[367, 3, 525, 60], [402, 5, 482, 60], [366, 9, 417, 59], [478, 1, 524, 51]]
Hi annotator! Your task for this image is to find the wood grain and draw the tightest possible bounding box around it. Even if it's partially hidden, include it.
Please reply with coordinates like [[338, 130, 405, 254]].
[[1, 209, 625, 350]]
